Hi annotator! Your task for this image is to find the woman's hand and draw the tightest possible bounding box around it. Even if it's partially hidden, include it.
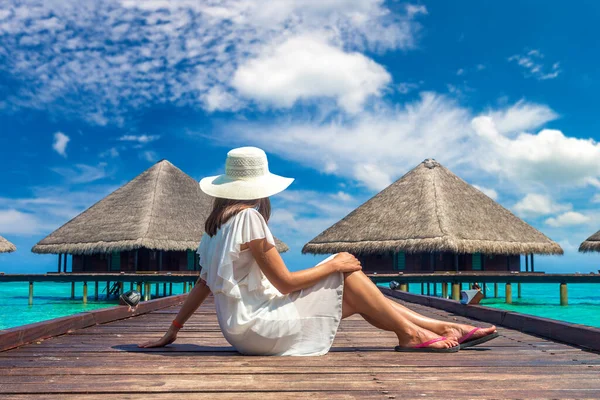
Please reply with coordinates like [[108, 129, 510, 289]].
[[331, 252, 362, 273], [137, 325, 178, 348]]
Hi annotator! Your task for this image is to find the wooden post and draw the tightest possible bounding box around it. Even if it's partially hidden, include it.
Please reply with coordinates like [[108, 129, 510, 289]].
[[163, 283, 167, 297], [560, 283, 568, 306], [169, 283, 173, 296], [183, 282, 187, 293], [28, 282, 33, 305], [442, 282, 448, 298], [399, 283, 408, 292], [58, 254, 62, 273], [433, 282, 437, 297], [71, 282, 75, 299], [64, 254, 67, 273], [525, 253, 529, 272], [531, 254, 535, 272], [130, 282, 134, 291], [451, 282, 460, 301], [426, 283, 431, 296], [136, 282, 142, 293], [106, 282, 110, 298], [94, 281, 99, 301], [155, 283, 159, 298], [518, 283, 522, 299], [505, 283, 512, 304], [144, 283, 150, 301], [134, 250, 139, 272], [420, 282, 424, 295], [118, 282, 123, 295], [494, 283, 498, 298], [83, 282, 88, 304]]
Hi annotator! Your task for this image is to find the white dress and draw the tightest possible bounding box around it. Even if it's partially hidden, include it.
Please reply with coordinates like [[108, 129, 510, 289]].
[[197, 208, 344, 356]]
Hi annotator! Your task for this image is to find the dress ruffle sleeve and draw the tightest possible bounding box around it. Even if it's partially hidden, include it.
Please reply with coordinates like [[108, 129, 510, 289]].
[[198, 208, 278, 299]]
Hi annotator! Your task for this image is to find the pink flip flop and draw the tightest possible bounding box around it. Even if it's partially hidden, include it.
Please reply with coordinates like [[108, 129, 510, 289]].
[[458, 328, 499, 349], [395, 337, 460, 353]]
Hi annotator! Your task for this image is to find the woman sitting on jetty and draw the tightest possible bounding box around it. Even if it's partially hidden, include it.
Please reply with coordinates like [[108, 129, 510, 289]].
[[139, 147, 497, 354]]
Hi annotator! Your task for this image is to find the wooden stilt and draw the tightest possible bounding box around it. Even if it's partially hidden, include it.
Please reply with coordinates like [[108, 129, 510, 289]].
[[163, 283, 167, 297], [505, 283, 512, 304], [28, 282, 33, 306], [426, 282, 431, 296], [144, 283, 150, 301], [71, 282, 75, 299], [420, 282, 424, 295], [451, 282, 460, 301], [531, 254, 535, 272], [183, 282, 187, 293], [58, 254, 62, 273], [560, 283, 568, 306], [155, 283, 159, 298], [169, 283, 173, 296], [518, 283, 522, 299], [63, 254, 67, 273], [136, 282, 142, 293], [106, 282, 110, 299], [83, 282, 88, 304], [130, 282, 133, 291], [525, 253, 529, 272], [118, 282, 123, 295], [442, 282, 448, 298], [494, 283, 498, 298], [94, 281, 99, 301]]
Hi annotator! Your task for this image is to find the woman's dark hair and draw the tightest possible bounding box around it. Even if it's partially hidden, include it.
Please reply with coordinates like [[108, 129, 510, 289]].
[[204, 197, 271, 237]]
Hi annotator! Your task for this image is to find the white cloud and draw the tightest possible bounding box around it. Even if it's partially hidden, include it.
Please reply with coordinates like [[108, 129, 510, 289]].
[[484, 100, 558, 135], [0, 209, 51, 235], [141, 151, 158, 163], [51, 163, 109, 184], [593, 194, 600, 203], [546, 211, 590, 227], [508, 49, 561, 80], [513, 194, 571, 217], [100, 147, 119, 158], [222, 92, 472, 190], [472, 185, 498, 200], [0, 0, 426, 124], [232, 35, 391, 113], [456, 68, 464, 76], [472, 116, 600, 187], [0, 184, 118, 236], [397, 82, 420, 94], [118, 135, 160, 144], [52, 132, 70, 157], [476, 64, 486, 71]]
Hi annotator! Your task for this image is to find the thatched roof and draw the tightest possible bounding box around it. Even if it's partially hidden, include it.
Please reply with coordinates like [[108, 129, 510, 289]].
[[0, 235, 16, 253], [579, 231, 600, 253], [303, 159, 562, 256], [33, 160, 288, 255]]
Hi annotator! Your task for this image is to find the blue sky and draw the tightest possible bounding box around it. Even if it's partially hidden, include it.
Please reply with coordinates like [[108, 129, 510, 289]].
[[1, 0, 599, 274]]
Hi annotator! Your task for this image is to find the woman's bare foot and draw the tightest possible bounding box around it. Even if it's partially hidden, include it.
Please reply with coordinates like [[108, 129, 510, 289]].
[[397, 326, 459, 349], [442, 324, 497, 342]]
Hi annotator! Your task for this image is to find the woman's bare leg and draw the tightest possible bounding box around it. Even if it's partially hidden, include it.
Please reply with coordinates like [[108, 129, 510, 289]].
[[342, 271, 458, 349], [386, 299, 496, 341]]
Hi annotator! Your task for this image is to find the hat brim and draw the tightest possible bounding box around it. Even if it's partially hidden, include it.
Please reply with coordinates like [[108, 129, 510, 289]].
[[199, 173, 294, 200]]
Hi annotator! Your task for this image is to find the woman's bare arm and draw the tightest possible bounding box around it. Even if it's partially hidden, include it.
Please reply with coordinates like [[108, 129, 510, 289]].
[[248, 239, 361, 295], [138, 277, 211, 348]]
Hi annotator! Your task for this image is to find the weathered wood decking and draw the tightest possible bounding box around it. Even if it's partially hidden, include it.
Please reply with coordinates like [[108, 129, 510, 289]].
[[2, 295, 600, 399]]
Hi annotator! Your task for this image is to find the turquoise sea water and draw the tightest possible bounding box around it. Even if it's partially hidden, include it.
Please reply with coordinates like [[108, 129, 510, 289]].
[[1, 281, 599, 330], [0, 282, 187, 330], [377, 282, 600, 328]]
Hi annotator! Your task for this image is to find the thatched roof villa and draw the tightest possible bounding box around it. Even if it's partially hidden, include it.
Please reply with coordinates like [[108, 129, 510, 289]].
[[303, 159, 562, 273], [579, 231, 600, 253], [0, 235, 16, 253], [33, 160, 288, 273]]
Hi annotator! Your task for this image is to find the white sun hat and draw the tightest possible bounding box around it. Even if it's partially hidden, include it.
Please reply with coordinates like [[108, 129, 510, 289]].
[[199, 147, 294, 200]]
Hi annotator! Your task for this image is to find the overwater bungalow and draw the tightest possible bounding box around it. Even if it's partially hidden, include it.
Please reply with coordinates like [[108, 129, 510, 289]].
[[303, 159, 562, 273], [579, 230, 600, 252], [0, 235, 16, 253], [32, 160, 288, 273]]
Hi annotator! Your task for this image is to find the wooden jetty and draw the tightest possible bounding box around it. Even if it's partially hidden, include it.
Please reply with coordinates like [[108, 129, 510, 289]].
[[2, 294, 600, 399]]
